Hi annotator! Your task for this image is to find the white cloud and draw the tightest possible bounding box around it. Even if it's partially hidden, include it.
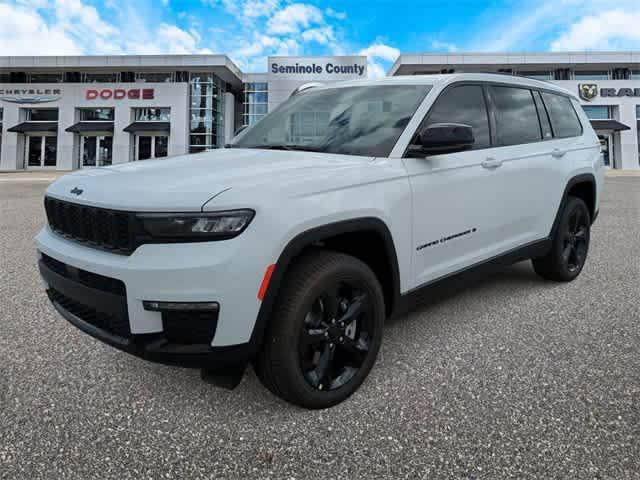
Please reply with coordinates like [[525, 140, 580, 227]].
[[301, 26, 335, 45], [550, 9, 640, 50], [267, 3, 323, 34], [0, 0, 215, 56], [243, 0, 279, 19], [430, 40, 458, 52], [0, 3, 82, 55], [325, 7, 346, 20], [359, 43, 400, 62], [358, 42, 400, 78]]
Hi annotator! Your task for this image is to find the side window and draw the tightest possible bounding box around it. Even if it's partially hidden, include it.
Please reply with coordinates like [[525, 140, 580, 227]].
[[540, 92, 583, 138], [489, 86, 541, 146], [425, 85, 491, 149], [532, 91, 553, 140]]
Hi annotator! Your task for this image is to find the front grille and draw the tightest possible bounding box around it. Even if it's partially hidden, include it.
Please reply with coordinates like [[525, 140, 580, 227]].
[[41, 254, 125, 296], [48, 288, 131, 338], [44, 197, 134, 254], [162, 310, 218, 345]]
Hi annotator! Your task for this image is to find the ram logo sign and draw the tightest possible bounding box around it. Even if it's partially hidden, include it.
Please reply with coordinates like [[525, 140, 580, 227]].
[[578, 84, 598, 101]]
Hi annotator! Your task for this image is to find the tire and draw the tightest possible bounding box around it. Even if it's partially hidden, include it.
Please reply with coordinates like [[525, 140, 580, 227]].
[[253, 250, 385, 409], [532, 196, 591, 282]]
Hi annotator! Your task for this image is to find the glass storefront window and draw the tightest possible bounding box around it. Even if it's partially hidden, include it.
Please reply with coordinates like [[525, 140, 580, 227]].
[[517, 71, 552, 80], [136, 72, 174, 83], [244, 82, 268, 91], [582, 106, 612, 120], [29, 73, 63, 83], [27, 135, 57, 167], [573, 71, 610, 80], [27, 108, 58, 121], [189, 71, 225, 153], [242, 82, 268, 127], [243, 103, 268, 115], [134, 107, 171, 121], [83, 72, 119, 83], [136, 135, 168, 160], [80, 108, 115, 121]]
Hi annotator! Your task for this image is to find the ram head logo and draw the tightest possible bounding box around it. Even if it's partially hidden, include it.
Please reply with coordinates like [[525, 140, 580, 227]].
[[579, 84, 598, 101]]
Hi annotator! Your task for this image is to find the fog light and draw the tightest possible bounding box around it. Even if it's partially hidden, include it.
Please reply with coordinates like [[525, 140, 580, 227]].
[[143, 301, 220, 312]]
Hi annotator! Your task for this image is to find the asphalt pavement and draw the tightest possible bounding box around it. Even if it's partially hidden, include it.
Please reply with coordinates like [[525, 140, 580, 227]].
[[0, 177, 638, 479]]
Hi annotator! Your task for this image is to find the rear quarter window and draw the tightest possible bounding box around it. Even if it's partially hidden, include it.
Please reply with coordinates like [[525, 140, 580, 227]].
[[540, 92, 583, 138], [490, 86, 542, 146]]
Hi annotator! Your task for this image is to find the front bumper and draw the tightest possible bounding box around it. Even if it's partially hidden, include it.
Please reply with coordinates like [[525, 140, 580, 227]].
[[39, 255, 253, 369], [36, 225, 271, 367]]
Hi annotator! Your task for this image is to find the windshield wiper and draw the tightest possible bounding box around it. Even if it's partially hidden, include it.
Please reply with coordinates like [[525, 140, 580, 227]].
[[248, 144, 322, 152]]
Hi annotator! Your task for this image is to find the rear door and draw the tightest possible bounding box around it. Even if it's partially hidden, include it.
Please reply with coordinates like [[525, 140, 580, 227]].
[[481, 85, 563, 245]]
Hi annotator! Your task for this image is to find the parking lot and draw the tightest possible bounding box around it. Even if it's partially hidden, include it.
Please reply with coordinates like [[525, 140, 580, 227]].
[[0, 176, 638, 479]]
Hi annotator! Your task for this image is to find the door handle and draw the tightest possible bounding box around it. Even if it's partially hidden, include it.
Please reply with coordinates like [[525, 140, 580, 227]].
[[552, 148, 566, 158], [481, 157, 503, 169]]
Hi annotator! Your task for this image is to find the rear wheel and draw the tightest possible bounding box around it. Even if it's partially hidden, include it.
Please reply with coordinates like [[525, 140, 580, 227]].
[[254, 250, 385, 409], [533, 196, 591, 282]]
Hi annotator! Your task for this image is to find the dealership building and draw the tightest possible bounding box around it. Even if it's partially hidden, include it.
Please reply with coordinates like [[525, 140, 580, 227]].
[[1, 51, 640, 171], [0, 54, 366, 171]]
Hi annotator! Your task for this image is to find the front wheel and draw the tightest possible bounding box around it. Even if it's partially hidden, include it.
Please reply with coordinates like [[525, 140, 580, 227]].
[[254, 251, 385, 409], [533, 196, 591, 282]]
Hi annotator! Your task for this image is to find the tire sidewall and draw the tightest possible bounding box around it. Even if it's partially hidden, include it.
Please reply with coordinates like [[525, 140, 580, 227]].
[[275, 256, 385, 407], [552, 197, 591, 281]]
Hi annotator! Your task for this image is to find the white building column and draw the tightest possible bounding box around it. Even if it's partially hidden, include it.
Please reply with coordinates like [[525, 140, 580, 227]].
[[618, 104, 639, 170], [0, 104, 20, 170]]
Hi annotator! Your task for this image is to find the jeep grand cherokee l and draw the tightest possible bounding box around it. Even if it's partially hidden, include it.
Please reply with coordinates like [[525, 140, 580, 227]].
[[37, 74, 604, 408]]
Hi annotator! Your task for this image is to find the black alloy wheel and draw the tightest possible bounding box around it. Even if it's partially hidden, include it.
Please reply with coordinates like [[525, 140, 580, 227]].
[[532, 196, 591, 282], [254, 250, 385, 409], [562, 205, 589, 273], [299, 283, 373, 391]]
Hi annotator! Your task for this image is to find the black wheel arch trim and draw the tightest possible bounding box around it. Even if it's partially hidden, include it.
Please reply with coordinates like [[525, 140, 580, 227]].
[[248, 217, 401, 357], [549, 173, 597, 239]]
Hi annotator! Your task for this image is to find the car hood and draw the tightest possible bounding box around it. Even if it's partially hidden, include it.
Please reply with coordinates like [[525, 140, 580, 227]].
[[46, 148, 373, 211]]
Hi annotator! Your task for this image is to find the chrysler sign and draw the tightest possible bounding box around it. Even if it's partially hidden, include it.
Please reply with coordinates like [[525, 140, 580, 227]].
[[86, 88, 155, 100], [579, 83, 640, 101], [0, 88, 62, 104]]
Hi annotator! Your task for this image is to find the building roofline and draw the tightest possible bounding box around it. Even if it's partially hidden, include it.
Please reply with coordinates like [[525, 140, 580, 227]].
[[0, 54, 244, 84], [388, 50, 640, 76]]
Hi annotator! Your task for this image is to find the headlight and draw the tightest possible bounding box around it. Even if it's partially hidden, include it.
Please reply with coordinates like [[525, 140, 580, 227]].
[[136, 209, 254, 241]]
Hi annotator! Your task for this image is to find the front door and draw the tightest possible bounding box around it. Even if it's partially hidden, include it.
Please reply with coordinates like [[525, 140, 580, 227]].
[[403, 84, 504, 286], [135, 134, 168, 160], [597, 134, 612, 167], [81, 135, 113, 167], [26, 135, 57, 168]]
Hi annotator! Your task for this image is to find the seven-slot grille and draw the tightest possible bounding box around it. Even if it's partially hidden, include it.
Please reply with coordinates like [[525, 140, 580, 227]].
[[44, 197, 134, 254]]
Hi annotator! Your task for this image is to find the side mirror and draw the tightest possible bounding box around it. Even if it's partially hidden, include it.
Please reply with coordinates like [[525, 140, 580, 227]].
[[408, 123, 475, 156]]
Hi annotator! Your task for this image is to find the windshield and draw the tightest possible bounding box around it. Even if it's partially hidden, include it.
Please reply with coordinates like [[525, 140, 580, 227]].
[[232, 84, 432, 157]]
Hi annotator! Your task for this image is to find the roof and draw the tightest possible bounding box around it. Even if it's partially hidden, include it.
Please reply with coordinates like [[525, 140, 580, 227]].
[[589, 120, 631, 132], [0, 54, 243, 87], [65, 121, 114, 133], [123, 121, 170, 133], [7, 121, 58, 133], [388, 51, 640, 76]]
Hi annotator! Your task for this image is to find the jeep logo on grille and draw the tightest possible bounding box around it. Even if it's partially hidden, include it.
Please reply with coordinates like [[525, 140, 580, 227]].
[[70, 187, 83, 195]]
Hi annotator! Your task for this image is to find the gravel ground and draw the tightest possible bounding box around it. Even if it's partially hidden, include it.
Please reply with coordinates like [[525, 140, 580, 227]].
[[1, 178, 638, 479]]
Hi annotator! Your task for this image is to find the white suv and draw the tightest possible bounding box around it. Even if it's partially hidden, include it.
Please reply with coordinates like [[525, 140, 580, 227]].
[[37, 74, 604, 408]]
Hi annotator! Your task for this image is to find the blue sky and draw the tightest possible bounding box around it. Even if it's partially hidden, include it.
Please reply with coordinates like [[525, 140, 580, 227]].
[[2, 0, 640, 76]]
